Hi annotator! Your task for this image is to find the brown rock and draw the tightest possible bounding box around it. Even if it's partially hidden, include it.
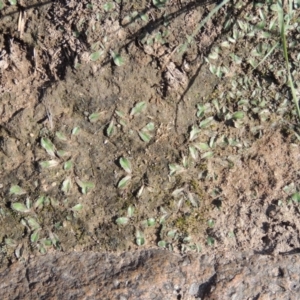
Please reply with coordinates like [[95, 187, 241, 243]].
[[1, 249, 300, 299]]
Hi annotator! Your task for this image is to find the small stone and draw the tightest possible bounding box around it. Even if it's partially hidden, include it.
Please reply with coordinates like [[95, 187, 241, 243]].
[[113, 279, 120, 288], [189, 283, 200, 296]]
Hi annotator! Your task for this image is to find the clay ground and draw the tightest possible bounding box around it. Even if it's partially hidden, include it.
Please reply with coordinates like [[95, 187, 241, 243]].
[[0, 0, 300, 272]]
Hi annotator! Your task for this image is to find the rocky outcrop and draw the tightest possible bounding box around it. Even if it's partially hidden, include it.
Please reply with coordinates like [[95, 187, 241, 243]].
[[1, 249, 299, 299]]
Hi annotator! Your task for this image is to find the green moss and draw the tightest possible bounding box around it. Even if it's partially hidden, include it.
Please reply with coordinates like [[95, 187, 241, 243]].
[[190, 179, 205, 199], [174, 216, 188, 233], [174, 214, 205, 235]]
